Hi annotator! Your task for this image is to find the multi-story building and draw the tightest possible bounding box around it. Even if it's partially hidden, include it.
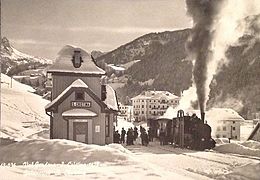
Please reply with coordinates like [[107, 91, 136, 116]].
[[131, 91, 179, 121], [118, 102, 134, 122]]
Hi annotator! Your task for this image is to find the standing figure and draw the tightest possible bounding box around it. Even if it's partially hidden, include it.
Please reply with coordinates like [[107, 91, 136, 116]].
[[148, 127, 153, 142], [159, 128, 165, 145], [126, 128, 132, 145], [133, 126, 138, 141], [113, 130, 120, 143], [121, 128, 126, 144]]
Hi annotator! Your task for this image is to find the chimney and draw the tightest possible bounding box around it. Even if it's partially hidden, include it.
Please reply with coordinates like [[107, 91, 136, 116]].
[[201, 112, 205, 123], [101, 76, 107, 101]]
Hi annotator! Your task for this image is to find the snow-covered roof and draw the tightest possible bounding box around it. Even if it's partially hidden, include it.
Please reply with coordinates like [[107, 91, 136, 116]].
[[206, 108, 244, 122], [132, 90, 179, 100], [45, 79, 118, 113], [158, 106, 180, 120], [104, 84, 119, 111], [47, 45, 105, 75], [107, 64, 125, 71], [157, 107, 244, 122], [45, 79, 88, 110], [62, 108, 98, 118]]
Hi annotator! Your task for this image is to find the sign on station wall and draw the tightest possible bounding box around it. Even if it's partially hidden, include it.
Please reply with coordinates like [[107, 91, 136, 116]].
[[71, 101, 91, 108]]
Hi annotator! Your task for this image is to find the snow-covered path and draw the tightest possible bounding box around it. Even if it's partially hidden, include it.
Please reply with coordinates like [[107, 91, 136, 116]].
[[126, 142, 260, 179]]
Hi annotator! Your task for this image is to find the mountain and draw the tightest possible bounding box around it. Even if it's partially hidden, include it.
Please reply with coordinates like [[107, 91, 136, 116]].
[[95, 29, 193, 102], [0, 37, 52, 75], [91, 50, 105, 59], [95, 24, 260, 118]]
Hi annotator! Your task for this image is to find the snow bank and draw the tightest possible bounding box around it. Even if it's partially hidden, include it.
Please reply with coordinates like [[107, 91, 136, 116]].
[[214, 140, 260, 158], [1, 74, 50, 140], [214, 138, 230, 145], [219, 162, 260, 180], [0, 139, 130, 165]]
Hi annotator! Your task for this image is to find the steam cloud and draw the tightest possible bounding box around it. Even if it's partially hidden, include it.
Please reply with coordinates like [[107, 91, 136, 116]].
[[182, 0, 260, 113], [186, 0, 224, 113]]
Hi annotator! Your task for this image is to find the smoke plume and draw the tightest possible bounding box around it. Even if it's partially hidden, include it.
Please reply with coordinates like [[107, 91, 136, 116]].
[[184, 0, 260, 113], [185, 0, 224, 113]]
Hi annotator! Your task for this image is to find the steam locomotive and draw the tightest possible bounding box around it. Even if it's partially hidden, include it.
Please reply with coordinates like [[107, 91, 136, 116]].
[[154, 110, 216, 150]]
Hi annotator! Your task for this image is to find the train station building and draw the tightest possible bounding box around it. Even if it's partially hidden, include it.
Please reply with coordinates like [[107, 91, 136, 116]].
[[45, 45, 119, 145]]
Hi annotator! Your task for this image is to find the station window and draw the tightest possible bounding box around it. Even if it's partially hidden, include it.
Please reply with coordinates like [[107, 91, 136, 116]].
[[223, 126, 226, 131], [233, 127, 236, 131], [75, 91, 84, 100], [105, 115, 110, 137]]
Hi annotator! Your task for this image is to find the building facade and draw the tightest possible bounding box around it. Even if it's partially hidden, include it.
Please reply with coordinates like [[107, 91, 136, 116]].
[[118, 102, 133, 122], [131, 91, 179, 121], [206, 108, 244, 140], [45, 45, 118, 145]]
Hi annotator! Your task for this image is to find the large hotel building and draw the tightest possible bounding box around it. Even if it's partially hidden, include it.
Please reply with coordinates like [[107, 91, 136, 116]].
[[131, 91, 180, 121]]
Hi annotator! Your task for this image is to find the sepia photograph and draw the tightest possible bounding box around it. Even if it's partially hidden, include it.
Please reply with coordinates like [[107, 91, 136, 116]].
[[0, 0, 260, 179]]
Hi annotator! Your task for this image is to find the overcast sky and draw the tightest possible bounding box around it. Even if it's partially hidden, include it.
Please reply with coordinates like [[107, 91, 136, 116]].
[[2, 0, 191, 60]]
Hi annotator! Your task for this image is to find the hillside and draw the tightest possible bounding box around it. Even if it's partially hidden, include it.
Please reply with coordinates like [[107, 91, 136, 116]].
[[0, 37, 52, 75], [0, 74, 50, 139], [96, 26, 260, 118], [96, 29, 193, 101]]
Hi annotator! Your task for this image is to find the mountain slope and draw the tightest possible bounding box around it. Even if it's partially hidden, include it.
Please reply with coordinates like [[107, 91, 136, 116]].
[[0, 37, 52, 75], [96, 29, 192, 99], [95, 25, 260, 118], [0, 74, 50, 139]]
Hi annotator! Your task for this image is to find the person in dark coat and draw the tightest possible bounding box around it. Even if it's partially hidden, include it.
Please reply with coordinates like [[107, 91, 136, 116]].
[[113, 130, 120, 143], [126, 128, 133, 145], [133, 126, 138, 141], [148, 128, 153, 142], [159, 128, 165, 145], [121, 128, 126, 144], [141, 130, 149, 146]]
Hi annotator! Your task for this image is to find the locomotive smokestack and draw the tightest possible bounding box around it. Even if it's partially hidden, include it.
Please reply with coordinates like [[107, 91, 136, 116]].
[[201, 112, 205, 123]]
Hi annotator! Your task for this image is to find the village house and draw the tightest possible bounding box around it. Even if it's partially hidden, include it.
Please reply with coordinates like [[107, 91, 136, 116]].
[[205, 108, 244, 140], [131, 91, 179, 122], [118, 102, 134, 122], [45, 45, 119, 145]]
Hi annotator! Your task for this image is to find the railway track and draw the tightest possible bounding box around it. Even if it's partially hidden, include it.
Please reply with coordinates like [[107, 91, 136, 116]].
[[126, 144, 259, 166]]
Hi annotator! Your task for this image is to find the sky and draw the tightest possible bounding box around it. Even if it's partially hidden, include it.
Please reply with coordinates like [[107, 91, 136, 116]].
[[2, 0, 191, 60]]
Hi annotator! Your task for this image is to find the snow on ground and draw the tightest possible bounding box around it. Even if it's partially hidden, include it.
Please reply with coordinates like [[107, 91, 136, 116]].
[[0, 74, 50, 140], [0, 139, 129, 164], [127, 142, 259, 180], [217, 162, 260, 180], [214, 140, 260, 158], [0, 139, 192, 180]]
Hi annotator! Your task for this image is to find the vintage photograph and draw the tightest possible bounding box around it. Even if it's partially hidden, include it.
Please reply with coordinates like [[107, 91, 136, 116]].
[[0, 0, 260, 179]]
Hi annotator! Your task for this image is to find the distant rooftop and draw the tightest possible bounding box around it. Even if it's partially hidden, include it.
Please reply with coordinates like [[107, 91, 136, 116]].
[[132, 90, 179, 100], [47, 45, 105, 75]]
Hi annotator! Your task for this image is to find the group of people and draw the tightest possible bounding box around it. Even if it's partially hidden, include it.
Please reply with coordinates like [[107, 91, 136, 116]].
[[113, 126, 154, 146]]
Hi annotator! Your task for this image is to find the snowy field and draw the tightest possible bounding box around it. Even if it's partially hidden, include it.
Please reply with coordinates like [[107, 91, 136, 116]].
[[0, 74, 50, 140], [0, 138, 259, 180]]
